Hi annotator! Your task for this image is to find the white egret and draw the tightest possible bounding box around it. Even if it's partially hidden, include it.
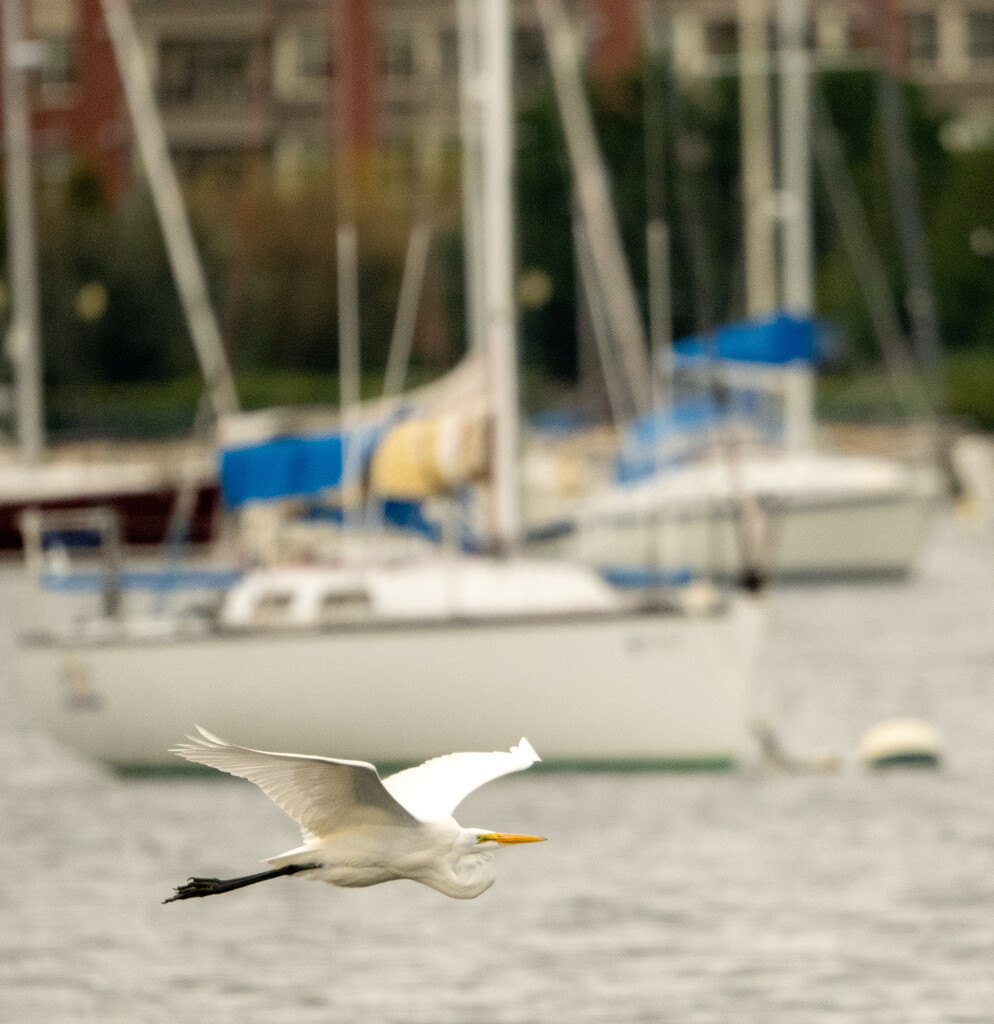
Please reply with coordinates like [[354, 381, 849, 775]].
[[164, 727, 546, 903]]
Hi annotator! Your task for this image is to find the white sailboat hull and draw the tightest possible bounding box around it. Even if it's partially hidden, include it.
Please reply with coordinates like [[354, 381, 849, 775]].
[[529, 452, 941, 580], [16, 598, 763, 768], [536, 488, 935, 579]]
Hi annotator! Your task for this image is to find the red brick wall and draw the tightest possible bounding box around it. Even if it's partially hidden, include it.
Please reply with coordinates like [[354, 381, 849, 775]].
[[0, 0, 131, 204], [335, 0, 378, 151], [590, 0, 640, 79]]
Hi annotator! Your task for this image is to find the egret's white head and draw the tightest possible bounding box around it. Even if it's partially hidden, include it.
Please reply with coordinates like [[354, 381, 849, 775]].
[[433, 828, 545, 899]]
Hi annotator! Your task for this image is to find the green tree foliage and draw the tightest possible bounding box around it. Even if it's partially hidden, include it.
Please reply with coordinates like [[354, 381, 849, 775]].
[[9, 63, 994, 429], [11, 152, 464, 405], [517, 65, 749, 384], [34, 163, 196, 389], [928, 148, 994, 352], [517, 58, 994, 422]]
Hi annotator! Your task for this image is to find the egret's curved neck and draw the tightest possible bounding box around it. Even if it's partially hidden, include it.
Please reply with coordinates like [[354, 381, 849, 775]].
[[442, 851, 496, 899], [405, 825, 498, 899]]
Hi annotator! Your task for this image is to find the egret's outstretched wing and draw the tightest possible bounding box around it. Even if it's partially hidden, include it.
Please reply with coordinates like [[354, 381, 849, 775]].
[[172, 727, 418, 838], [382, 738, 540, 821]]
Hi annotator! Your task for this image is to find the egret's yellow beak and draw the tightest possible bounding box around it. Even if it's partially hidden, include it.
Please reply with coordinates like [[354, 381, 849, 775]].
[[479, 832, 547, 845]]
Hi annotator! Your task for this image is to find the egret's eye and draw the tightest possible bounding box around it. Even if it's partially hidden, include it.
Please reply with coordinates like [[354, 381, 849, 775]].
[[477, 833, 497, 844]]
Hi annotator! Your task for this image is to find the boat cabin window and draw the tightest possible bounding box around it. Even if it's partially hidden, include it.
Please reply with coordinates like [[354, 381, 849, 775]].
[[254, 590, 294, 624], [319, 588, 371, 623]]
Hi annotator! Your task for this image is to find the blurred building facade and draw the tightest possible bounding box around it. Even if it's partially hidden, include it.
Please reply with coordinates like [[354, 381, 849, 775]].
[[0, 0, 130, 201], [128, 0, 553, 183], [4, 0, 994, 200]]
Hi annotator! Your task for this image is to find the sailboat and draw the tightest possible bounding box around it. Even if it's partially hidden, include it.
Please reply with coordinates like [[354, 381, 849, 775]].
[[525, 314, 941, 581], [520, 0, 942, 582], [15, 0, 764, 769]]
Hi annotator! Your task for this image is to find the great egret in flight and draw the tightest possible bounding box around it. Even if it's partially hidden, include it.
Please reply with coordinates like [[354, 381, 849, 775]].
[[164, 727, 546, 903]]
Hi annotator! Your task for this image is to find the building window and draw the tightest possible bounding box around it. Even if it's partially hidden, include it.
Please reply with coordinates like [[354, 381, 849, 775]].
[[381, 28, 413, 81], [705, 20, 738, 57], [274, 24, 329, 102], [31, 0, 75, 94], [39, 33, 73, 93], [158, 40, 255, 108], [968, 11, 994, 61], [296, 30, 328, 82], [908, 12, 938, 64]]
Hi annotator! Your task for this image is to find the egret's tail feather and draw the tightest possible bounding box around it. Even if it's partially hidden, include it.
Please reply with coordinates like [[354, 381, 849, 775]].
[[162, 862, 319, 903]]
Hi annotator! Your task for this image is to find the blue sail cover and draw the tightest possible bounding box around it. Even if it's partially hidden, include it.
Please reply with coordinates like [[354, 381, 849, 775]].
[[616, 314, 825, 485], [304, 499, 443, 543], [219, 424, 388, 507], [674, 312, 821, 366], [381, 499, 443, 542]]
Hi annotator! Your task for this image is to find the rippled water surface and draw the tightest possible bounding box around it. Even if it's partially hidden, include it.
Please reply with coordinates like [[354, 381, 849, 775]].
[[2, 515, 994, 1023]]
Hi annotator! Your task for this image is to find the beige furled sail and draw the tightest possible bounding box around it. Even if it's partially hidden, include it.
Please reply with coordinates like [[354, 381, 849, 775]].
[[369, 409, 491, 499]]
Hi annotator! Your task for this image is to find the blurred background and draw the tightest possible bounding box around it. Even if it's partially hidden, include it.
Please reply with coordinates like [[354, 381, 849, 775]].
[[0, 0, 992, 435], [3, 1, 994, 1021]]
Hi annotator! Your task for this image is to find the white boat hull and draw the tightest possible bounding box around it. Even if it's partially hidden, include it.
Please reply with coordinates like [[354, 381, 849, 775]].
[[528, 453, 942, 580], [16, 598, 763, 768], [534, 489, 936, 579]]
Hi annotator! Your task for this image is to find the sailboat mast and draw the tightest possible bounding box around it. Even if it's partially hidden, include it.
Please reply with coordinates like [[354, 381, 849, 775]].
[[99, 0, 239, 419], [1, 0, 45, 463], [457, 0, 485, 355], [778, 0, 813, 314], [738, 0, 777, 316], [478, 0, 522, 550], [536, 0, 652, 419], [777, 0, 814, 450]]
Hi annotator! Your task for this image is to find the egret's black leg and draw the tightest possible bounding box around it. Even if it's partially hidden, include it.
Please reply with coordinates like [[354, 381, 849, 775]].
[[163, 863, 320, 903]]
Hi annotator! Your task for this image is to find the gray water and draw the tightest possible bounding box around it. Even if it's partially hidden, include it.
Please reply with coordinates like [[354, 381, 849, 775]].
[[2, 515, 993, 1023]]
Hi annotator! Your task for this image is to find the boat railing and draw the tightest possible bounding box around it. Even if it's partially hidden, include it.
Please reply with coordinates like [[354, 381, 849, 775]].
[[18, 507, 243, 632], [20, 507, 123, 622]]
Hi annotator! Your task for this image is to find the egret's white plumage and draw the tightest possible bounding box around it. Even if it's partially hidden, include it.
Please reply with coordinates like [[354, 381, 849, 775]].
[[381, 736, 541, 821], [164, 728, 545, 902]]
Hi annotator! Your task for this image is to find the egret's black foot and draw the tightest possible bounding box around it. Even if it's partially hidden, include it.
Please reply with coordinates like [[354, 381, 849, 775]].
[[163, 877, 226, 903], [163, 863, 319, 904]]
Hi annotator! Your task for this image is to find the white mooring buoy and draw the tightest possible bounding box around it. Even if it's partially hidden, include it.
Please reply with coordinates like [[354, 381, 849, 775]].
[[858, 718, 943, 769]]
